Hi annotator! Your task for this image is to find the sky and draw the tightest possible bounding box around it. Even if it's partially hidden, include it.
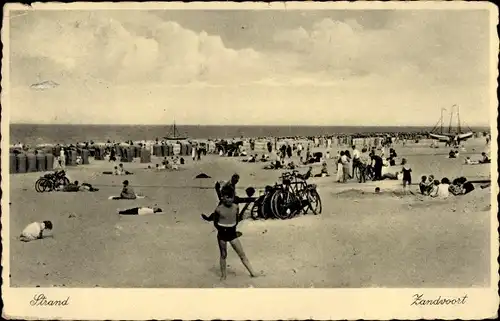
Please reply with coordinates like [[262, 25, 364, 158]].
[[7, 7, 493, 126]]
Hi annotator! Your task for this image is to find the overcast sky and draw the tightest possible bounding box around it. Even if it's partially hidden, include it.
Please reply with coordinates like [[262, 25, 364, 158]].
[[7, 7, 493, 126]]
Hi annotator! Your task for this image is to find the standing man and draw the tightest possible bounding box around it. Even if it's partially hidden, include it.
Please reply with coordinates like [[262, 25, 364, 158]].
[[351, 145, 360, 177], [370, 153, 383, 181], [215, 174, 240, 202]]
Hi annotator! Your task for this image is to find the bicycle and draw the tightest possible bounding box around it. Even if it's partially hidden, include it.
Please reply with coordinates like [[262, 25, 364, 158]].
[[34, 170, 70, 193], [271, 170, 322, 218], [354, 164, 375, 182]]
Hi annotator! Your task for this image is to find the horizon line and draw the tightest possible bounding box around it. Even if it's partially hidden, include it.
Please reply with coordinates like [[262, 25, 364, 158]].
[[10, 122, 491, 128]]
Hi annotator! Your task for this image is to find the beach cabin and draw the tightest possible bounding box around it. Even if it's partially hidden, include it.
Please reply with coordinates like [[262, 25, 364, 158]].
[[153, 144, 162, 157], [27, 153, 37, 172], [10, 153, 17, 173], [81, 149, 90, 164], [46, 153, 54, 171], [140, 148, 151, 163], [36, 151, 46, 172], [16, 153, 27, 173]]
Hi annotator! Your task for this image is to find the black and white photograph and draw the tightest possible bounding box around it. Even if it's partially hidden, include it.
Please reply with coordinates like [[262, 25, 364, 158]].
[[2, 1, 498, 319]]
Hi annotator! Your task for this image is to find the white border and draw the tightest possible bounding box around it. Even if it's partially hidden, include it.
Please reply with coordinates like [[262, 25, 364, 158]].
[[2, 2, 499, 320]]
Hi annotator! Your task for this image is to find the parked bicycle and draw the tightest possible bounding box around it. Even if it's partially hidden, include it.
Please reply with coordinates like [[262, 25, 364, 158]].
[[35, 170, 70, 193], [250, 170, 322, 220], [354, 164, 375, 182]]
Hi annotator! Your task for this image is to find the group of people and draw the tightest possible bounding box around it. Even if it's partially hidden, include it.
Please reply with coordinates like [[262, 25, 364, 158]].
[[464, 152, 490, 165], [148, 156, 183, 171], [418, 175, 475, 198]]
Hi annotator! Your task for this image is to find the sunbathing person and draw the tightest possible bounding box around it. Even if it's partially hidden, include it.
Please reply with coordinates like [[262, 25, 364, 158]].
[[314, 163, 330, 177], [419, 176, 429, 195], [479, 152, 491, 163], [286, 161, 296, 170], [380, 171, 401, 180], [108, 180, 138, 200], [464, 157, 480, 165], [19, 220, 53, 242], [118, 163, 133, 175], [449, 177, 475, 196], [430, 178, 450, 198], [118, 206, 163, 215], [263, 160, 282, 170], [56, 180, 98, 192], [428, 180, 441, 197]]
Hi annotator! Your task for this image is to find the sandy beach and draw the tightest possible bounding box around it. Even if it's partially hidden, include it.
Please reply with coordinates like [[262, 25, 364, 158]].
[[8, 138, 492, 288]]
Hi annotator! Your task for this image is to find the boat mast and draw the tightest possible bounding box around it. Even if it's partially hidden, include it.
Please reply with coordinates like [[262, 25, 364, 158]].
[[440, 107, 446, 134], [457, 105, 462, 134], [448, 104, 455, 134]]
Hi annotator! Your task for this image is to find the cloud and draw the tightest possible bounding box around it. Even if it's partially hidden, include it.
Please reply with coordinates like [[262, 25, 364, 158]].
[[10, 11, 268, 87], [7, 10, 492, 126], [273, 11, 489, 86]]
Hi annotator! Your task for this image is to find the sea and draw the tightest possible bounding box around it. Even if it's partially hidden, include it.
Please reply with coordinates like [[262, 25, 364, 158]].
[[9, 124, 489, 146]]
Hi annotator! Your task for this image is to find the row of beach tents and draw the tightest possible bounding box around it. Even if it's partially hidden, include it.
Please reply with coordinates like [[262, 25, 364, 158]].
[[8, 141, 197, 174]]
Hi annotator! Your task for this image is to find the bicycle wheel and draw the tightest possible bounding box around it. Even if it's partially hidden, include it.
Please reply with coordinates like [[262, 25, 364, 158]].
[[250, 195, 265, 220], [307, 188, 322, 215], [354, 166, 360, 181], [366, 167, 374, 181], [260, 192, 275, 219], [271, 189, 299, 219], [35, 178, 44, 193], [43, 179, 54, 192]]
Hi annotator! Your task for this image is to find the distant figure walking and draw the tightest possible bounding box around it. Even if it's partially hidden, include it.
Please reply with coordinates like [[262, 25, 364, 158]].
[[59, 148, 66, 168], [192, 145, 197, 161]]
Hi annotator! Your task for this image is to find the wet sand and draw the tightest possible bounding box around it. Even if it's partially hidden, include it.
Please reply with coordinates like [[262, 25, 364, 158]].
[[9, 140, 492, 288]]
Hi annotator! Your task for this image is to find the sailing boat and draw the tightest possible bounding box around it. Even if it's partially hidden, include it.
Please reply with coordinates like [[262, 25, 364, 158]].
[[428, 104, 473, 145], [164, 121, 188, 141]]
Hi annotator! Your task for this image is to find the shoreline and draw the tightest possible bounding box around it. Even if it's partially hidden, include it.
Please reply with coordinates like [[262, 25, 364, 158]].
[[9, 124, 491, 146]]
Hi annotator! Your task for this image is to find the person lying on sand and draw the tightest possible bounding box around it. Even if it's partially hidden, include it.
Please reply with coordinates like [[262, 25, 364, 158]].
[[154, 164, 167, 171], [19, 220, 53, 242], [201, 185, 260, 281], [62, 181, 98, 192], [464, 157, 480, 165], [263, 160, 282, 170], [117, 163, 133, 175], [118, 206, 163, 215]]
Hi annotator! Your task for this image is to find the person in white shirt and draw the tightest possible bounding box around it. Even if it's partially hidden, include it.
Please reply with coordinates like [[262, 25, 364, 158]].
[[351, 145, 361, 177], [19, 220, 53, 242], [431, 178, 450, 199], [59, 148, 66, 168], [297, 143, 303, 157]]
